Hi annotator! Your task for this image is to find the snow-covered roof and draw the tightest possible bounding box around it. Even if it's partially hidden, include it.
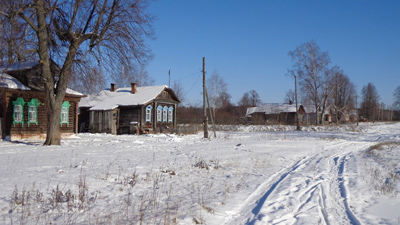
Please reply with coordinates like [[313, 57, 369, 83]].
[[80, 85, 168, 110], [245, 103, 300, 117], [0, 73, 84, 96], [0, 61, 38, 72], [0, 73, 30, 90]]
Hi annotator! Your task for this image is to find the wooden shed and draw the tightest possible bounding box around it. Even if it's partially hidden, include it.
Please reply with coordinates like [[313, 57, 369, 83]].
[[245, 103, 306, 125], [79, 83, 180, 134], [0, 62, 84, 140]]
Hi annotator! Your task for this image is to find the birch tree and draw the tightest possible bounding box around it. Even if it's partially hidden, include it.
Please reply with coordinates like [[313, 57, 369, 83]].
[[330, 70, 356, 124], [1, 0, 154, 145], [288, 41, 330, 125], [393, 86, 400, 110]]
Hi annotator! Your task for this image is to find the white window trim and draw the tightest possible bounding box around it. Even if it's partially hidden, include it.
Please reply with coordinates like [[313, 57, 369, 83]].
[[146, 105, 152, 122], [28, 106, 37, 123], [163, 106, 168, 123], [157, 106, 163, 122], [14, 105, 23, 123], [168, 106, 174, 123], [61, 107, 68, 123]]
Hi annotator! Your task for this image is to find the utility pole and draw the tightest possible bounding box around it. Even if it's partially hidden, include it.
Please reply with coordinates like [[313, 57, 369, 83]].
[[168, 70, 170, 87], [203, 57, 208, 138], [295, 75, 300, 131]]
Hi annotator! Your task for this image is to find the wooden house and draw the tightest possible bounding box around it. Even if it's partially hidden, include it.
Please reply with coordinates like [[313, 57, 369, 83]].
[[79, 83, 180, 134], [245, 103, 306, 125], [0, 62, 84, 140]]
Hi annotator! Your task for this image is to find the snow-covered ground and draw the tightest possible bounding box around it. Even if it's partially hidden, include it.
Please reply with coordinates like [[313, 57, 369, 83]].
[[0, 122, 399, 224]]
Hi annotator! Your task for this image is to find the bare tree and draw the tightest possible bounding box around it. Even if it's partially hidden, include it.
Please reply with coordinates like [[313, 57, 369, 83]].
[[69, 63, 106, 95], [360, 83, 380, 122], [0, 1, 37, 65], [393, 86, 400, 110], [206, 70, 228, 109], [109, 64, 154, 89], [238, 92, 251, 107], [284, 89, 295, 104], [330, 70, 356, 124], [1, 0, 154, 145], [238, 90, 261, 107], [172, 80, 185, 105], [288, 41, 331, 125]]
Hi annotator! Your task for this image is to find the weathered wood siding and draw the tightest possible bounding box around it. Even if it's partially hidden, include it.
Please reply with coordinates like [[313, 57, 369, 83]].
[[89, 110, 113, 134], [2, 89, 80, 139], [118, 106, 141, 134]]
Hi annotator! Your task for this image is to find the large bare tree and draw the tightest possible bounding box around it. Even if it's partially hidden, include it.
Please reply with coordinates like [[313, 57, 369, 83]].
[[288, 41, 331, 125], [1, 0, 153, 145]]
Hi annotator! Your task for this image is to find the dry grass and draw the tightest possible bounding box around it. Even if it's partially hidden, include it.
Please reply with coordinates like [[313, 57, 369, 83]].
[[369, 141, 400, 151]]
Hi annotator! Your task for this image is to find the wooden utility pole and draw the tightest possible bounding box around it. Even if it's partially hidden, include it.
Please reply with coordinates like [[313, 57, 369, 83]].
[[203, 57, 208, 138], [168, 70, 170, 87], [295, 75, 300, 131]]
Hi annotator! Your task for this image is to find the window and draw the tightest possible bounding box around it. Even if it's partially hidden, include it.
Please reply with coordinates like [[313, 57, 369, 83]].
[[12, 97, 26, 126], [60, 101, 70, 126], [163, 106, 168, 122], [27, 98, 40, 127], [145, 105, 152, 122], [168, 106, 174, 123], [157, 106, 163, 122]]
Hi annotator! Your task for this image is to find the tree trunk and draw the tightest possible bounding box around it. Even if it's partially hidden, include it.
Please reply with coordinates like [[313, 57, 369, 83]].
[[34, 0, 63, 145], [44, 100, 62, 145]]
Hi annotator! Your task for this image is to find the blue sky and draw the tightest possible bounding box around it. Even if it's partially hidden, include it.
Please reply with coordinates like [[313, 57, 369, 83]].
[[145, 1, 399, 107]]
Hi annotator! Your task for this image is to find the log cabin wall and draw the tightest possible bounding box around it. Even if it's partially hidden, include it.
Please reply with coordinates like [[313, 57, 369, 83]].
[[2, 89, 80, 140]]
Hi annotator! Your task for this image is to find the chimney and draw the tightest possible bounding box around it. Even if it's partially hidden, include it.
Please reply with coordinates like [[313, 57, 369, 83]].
[[110, 83, 116, 92], [131, 83, 137, 94]]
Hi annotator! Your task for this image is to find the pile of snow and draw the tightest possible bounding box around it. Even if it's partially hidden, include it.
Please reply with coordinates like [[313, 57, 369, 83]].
[[0, 122, 399, 224]]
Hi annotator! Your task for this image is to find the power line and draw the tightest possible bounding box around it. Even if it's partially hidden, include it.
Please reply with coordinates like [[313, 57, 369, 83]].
[[185, 72, 202, 96]]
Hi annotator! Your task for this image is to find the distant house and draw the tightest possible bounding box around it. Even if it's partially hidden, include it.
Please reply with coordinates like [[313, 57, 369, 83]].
[[0, 62, 85, 140], [245, 103, 306, 125], [79, 83, 180, 135]]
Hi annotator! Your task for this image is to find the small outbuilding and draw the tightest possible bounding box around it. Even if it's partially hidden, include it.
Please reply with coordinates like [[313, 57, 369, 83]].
[[79, 83, 180, 134], [245, 103, 306, 125], [0, 62, 85, 140]]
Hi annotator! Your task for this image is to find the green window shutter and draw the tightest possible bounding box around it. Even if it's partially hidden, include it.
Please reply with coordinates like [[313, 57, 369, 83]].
[[60, 101, 71, 126], [12, 97, 26, 127], [27, 98, 40, 127]]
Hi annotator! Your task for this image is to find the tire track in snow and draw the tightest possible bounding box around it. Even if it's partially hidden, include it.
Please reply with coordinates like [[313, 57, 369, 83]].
[[246, 157, 309, 224], [230, 142, 365, 225], [336, 154, 361, 225], [244, 153, 326, 225]]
